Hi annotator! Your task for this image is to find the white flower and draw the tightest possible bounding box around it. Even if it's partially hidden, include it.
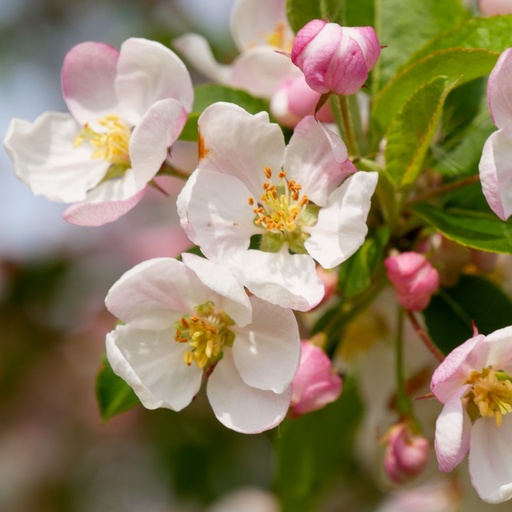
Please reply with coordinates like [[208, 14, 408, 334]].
[[4, 38, 193, 226], [177, 102, 378, 311], [105, 254, 300, 433]]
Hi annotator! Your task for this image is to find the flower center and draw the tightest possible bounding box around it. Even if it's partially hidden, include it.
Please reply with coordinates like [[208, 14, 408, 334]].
[[173, 301, 235, 369], [465, 367, 512, 427], [74, 114, 131, 166], [262, 22, 293, 51], [249, 167, 319, 253]]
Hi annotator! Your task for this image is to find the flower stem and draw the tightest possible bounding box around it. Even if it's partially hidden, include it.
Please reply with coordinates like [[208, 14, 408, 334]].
[[337, 94, 359, 158], [405, 309, 445, 363], [158, 162, 190, 181]]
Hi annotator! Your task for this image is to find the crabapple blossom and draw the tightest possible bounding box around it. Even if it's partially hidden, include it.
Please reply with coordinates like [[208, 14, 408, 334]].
[[383, 422, 429, 483], [177, 102, 378, 311], [291, 20, 381, 96], [4, 38, 193, 226], [385, 252, 440, 311], [105, 254, 301, 433], [431, 325, 512, 503], [290, 340, 342, 416], [479, 47, 512, 220]]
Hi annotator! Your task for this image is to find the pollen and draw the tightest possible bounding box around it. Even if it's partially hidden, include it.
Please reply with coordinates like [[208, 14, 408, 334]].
[[74, 115, 131, 165], [173, 301, 235, 369], [465, 367, 512, 427], [263, 22, 293, 52]]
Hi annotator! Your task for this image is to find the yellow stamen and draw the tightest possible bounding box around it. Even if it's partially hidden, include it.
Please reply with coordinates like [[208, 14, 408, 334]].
[[74, 114, 131, 165]]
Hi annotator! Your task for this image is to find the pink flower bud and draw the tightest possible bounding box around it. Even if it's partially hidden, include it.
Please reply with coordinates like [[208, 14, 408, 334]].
[[479, 0, 512, 16], [385, 252, 440, 311], [271, 73, 333, 128], [384, 423, 429, 483], [291, 20, 381, 96], [290, 341, 342, 416]]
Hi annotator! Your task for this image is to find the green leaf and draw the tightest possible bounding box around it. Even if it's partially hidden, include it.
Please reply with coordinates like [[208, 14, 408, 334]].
[[345, 0, 374, 27], [286, 0, 344, 33], [412, 191, 512, 254], [276, 376, 363, 512], [424, 275, 512, 355], [96, 355, 140, 422], [338, 228, 390, 299], [374, 0, 467, 90], [406, 15, 512, 65], [371, 48, 499, 143], [179, 84, 270, 142], [385, 76, 458, 187]]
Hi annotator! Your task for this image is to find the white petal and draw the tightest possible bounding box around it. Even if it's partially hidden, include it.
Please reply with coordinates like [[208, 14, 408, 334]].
[[488, 48, 512, 129], [230, 249, 324, 311], [434, 385, 472, 472], [230, 47, 298, 99], [173, 33, 232, 84], [3, 112, 107, 202], [177, 169, 200, 244], [230, 0, 291, 52], [284, 116, 355, 206], [198, 102, 285, 196], [207, 348, 292, 433], [479, 128, 512, 221], [130, 98, 188, 188], [105, 257, 212, 330], [305, 171, 378, 269], [180, 169, 257, 260], [61, 41, 120, 125], [181, 253, 252, 327], [106, 325, 202, 411], [116, 38, 193, 125], [469, 415, 512, 503], [232, 295, 300, 393], [483, 325, 512, 371]]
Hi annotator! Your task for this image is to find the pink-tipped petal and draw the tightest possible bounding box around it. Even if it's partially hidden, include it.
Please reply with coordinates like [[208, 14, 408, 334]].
[[487, 48, 512, 129], [207, 348, 292, 433], [62, 41, 120, 125], [479, 128, 512, 220], [434, 385, 472, 472], [130, 98, 188, 188]]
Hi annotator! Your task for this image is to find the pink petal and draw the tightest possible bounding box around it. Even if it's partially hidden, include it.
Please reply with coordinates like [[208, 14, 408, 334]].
[[469, 415, 512, 503], [3, 112, 107, 203], [231, 295, 300, 393], [434, 385, 472, 472], [487, 48, 512, 129], [130, 98, 188, 188], [304, 171, 378, 269], [284, 116, 354, 206], [479, 128, 512, 220], [207, 348, 292, 433], [116, 38, 194, 125], [106, 325, 202, 411], [197, 102, 285, 196], [62, 41, 120, 125]]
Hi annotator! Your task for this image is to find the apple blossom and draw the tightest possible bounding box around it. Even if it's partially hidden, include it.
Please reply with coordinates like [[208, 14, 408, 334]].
[[431, 325, 512, 503], [105, 254, 300, 433], [479, 47, 512, 220], [4, 38, 193, 226], [290, 340, 342, 416], [291, 20, 381, 96], [385, 252, 440, 311], [383, 422, 429, 483], [177, 102, 378, 311]]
